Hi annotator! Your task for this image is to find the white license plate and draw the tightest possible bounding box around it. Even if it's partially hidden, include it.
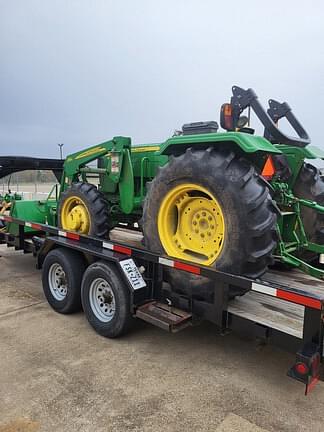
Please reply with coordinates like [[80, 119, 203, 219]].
[[320, 254, 324, 264], [120, 259, 146, 290]]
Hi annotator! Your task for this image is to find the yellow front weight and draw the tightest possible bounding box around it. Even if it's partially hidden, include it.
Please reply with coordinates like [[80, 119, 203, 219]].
[[157, 183, 225, 265]]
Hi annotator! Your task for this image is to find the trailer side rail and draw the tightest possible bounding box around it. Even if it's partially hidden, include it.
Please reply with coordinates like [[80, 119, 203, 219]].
[[1, 214, 323, 310]]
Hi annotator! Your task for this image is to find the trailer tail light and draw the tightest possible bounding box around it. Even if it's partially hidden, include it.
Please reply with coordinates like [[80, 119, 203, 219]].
[[288, 342, 321, 395], [295, 362, 309, 375], [261, 156, 276, 180]]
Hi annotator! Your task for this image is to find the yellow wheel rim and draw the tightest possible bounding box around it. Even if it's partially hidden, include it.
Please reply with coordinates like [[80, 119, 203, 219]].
[[157, 183, 225, 265], [60, 196, 91, 234]]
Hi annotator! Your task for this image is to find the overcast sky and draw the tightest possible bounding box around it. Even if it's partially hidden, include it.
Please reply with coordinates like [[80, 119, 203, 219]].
[[1, 0, 324, 158]]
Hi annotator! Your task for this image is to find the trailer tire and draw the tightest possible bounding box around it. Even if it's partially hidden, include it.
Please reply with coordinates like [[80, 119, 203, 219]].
[[81, 261, 133, 338], [42, 248, 86, 314], [294, 163, 324, 262]]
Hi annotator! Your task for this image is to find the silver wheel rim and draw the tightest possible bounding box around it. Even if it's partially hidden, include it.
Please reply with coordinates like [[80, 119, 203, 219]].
[[48, 263, 67, 301], [89, 278, 116, 322]]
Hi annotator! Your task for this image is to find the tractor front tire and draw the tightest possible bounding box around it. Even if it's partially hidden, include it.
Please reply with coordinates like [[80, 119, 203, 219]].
[[142, 148, 277, 298], [58, 182, 109, 238]]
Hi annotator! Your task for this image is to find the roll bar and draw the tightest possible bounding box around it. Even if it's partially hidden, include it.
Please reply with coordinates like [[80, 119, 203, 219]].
[[231, 86, 310, 147]]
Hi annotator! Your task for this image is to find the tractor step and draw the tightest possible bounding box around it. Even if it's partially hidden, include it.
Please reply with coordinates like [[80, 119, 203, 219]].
[[135, 301, 192, 332]]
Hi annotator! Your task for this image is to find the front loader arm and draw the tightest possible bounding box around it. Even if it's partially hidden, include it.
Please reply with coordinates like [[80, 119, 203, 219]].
[[61, 136, 136, 214], [63, 136, 131, 180]]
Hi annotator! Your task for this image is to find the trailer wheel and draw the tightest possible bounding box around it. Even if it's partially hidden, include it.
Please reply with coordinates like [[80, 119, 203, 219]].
[[81, 261, 133, 338], [42, 248, 86, 314]]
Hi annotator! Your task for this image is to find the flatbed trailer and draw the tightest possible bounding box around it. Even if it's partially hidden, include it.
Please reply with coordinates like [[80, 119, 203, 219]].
[[1, 213, 324, 395]]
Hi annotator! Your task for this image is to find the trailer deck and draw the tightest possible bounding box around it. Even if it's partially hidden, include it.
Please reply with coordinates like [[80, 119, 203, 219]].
[[110, 228, 321, 342], [1, 213, 324, 394]]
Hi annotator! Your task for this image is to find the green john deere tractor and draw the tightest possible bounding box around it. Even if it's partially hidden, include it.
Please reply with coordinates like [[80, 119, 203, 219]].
[[2, 86, 324, 298]]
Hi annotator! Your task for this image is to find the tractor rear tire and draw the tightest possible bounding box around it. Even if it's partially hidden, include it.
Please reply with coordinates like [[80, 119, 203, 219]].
[[142, 148, 277, 299], [58, 182, 109, 238], [293, 163, 324, 262]]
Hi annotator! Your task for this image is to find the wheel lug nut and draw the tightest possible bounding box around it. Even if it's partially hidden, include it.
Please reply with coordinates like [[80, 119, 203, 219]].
[[193, 221, 197, 226], [201, 233, 205, 238]]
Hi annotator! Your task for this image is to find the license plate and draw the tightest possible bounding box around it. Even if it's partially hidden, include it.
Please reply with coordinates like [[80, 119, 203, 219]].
[[120, 258, 146, 290]]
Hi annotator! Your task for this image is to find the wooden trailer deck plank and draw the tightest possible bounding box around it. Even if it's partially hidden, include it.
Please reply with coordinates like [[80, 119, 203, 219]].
[[228, 292, 304, 339], [110, 227, 144, 248], [262, 269, 324, 298]]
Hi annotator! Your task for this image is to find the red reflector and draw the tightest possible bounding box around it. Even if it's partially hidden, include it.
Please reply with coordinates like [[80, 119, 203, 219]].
[[277, 290, 322, 310], [31, 223, 42, 230], [114, 245, 132, 255], [66, 232, 80, 241], [295, 362, 309, 375], [174, 261, 201, 275], [261, 156, 276, 180]]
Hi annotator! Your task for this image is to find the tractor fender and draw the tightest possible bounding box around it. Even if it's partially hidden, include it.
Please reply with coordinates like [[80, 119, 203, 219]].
[[306, 145, 324, 160], [159, 131, 282, 156], [274, 144, 324, 160]]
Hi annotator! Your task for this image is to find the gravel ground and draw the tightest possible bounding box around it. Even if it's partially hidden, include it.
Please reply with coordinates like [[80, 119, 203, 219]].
[[1, 244, 324, 431]]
